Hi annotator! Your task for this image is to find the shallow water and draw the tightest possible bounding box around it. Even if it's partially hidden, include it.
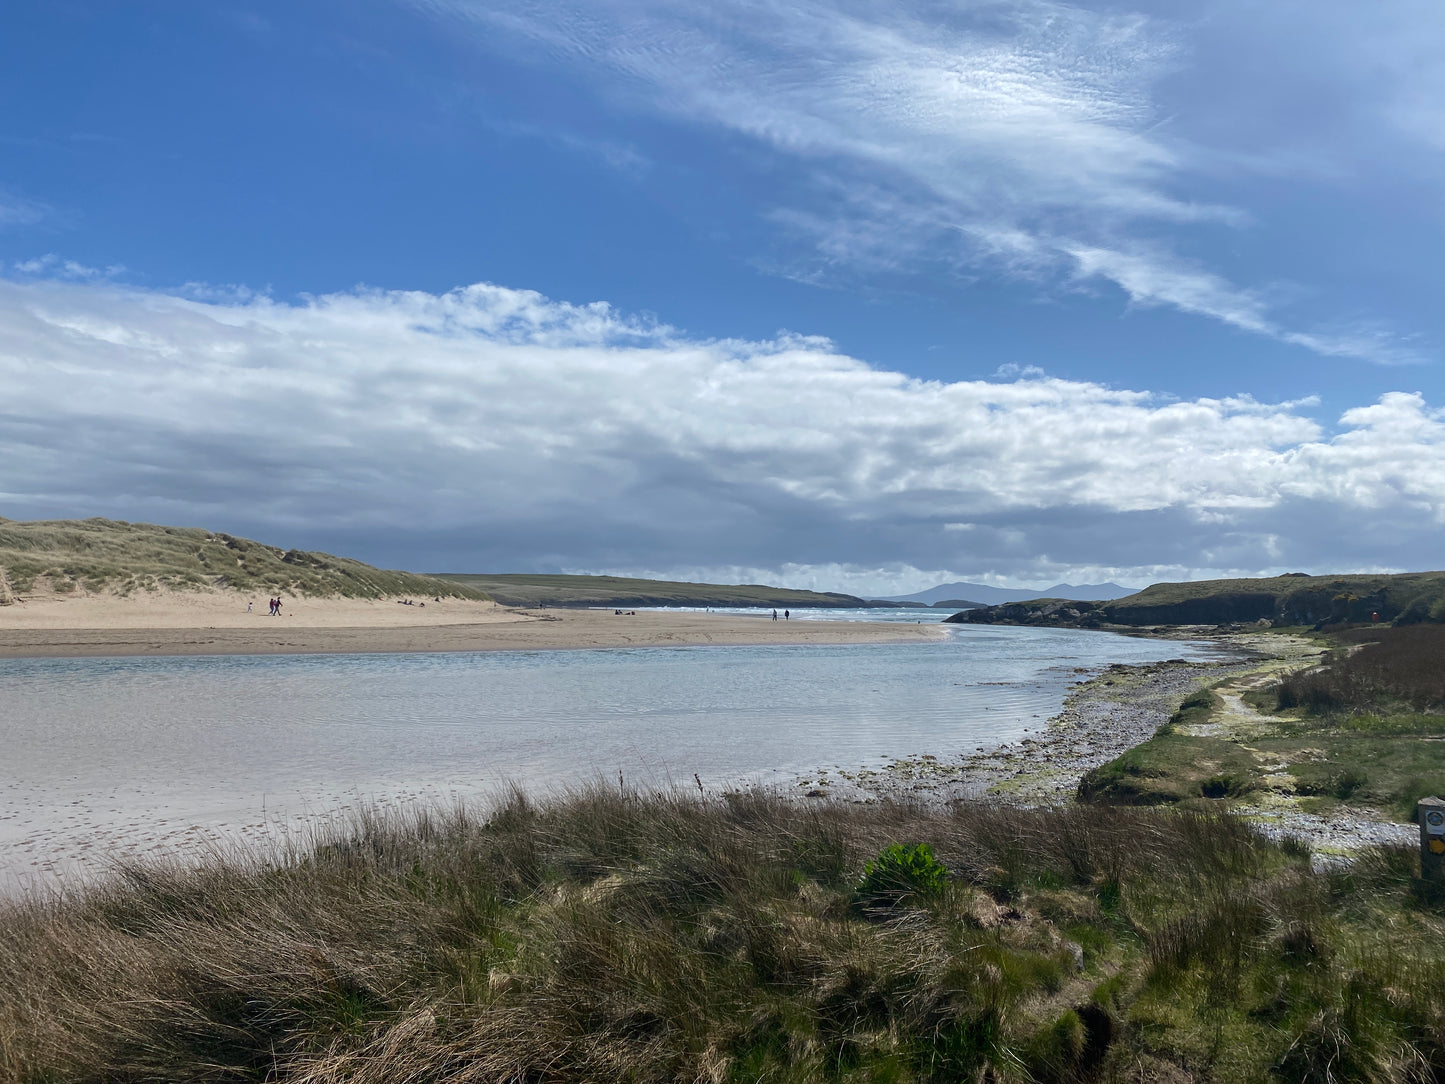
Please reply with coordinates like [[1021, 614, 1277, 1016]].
[[0, 623, 1219, 886]]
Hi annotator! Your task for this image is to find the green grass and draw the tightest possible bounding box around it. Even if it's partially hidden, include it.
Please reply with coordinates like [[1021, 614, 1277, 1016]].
[[5, 787, 1445, 1083], [0, 518, 488, 601], [1078, 735, 1262, 807], [1076, 690, 1266, 807], [434, 572, 871, 609]]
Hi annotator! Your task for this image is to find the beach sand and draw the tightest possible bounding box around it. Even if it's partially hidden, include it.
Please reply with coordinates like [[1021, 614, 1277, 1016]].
[[0, 589, 945, 657]]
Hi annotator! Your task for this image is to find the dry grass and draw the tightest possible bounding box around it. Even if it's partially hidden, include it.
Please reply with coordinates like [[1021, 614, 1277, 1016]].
[[4, 786, 1444, 1082], [1275, 625, 1445, 714]]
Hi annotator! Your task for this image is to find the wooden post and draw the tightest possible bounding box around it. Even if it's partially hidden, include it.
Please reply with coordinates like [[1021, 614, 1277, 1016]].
[[1418, 796, 1445, 882]]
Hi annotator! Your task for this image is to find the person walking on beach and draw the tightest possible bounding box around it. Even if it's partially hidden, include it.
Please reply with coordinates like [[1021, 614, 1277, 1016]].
[[772, 609, 778, 621], [784, 609, 790, 620]]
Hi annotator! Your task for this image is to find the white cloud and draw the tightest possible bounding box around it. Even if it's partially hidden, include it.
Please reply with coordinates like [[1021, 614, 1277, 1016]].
[[2, 276, 1444, 585], [408, 0, 1425, 363]]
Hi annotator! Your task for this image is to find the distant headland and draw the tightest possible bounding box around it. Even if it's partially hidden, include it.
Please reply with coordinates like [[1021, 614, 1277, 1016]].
[[948, 570, 1445, 629]]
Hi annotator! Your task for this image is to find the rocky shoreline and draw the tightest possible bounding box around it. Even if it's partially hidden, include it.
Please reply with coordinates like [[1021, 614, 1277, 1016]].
[[814, 641, 1270, 804], [799, 630, 1416, 854]]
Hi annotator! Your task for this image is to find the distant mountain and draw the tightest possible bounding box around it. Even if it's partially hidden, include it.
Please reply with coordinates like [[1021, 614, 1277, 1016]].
[[872, 581, 1138, 606]]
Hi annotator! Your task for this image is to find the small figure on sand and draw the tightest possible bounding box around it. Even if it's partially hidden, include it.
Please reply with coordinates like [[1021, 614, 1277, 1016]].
[[784, 609, 790, 620], [772, 609, 778, 621], [246, 601, 253, 613]]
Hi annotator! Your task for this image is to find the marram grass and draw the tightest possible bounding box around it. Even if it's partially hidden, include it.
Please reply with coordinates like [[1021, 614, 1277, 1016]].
[[0, 517, 486, 601]]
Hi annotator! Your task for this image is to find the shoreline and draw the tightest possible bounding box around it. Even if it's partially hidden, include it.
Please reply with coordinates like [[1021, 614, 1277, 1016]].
[[812, 631, 1305, 804], [816, 629, 1416, 853]]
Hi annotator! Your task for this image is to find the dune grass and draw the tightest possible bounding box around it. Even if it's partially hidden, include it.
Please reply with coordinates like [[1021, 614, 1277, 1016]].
[[4, 786, 1444, 1082], [0, 518, 487, 601]]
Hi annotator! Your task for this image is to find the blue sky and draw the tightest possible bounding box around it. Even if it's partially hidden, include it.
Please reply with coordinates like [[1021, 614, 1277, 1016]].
[[2, 1, 1444, 592]]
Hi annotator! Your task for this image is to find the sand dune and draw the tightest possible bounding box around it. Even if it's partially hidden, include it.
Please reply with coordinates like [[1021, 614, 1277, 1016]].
[[0, 588, 944, 657]]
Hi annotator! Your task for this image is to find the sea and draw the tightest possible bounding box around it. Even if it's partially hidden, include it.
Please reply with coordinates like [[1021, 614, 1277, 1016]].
[[0, 609, 1223, 887]]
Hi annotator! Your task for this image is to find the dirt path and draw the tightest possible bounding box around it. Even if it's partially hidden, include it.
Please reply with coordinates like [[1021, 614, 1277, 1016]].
[[1176, 661, 1417, 857]]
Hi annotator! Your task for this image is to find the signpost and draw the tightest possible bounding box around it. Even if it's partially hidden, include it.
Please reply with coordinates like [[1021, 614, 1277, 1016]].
[[1419, 796, 1445, 882]]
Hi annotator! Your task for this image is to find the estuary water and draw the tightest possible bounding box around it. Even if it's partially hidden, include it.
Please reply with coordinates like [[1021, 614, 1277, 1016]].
[[0, 619, 1219, 886]]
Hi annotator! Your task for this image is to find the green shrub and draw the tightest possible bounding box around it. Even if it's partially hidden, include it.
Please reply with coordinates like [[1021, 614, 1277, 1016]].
[[855, 842, 949, 907]]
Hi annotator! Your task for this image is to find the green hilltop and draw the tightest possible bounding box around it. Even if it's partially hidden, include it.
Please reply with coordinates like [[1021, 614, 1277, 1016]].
[[950, 570, 1445, 628], [0, 518, 487, 603], [433, 572, 871, 609]]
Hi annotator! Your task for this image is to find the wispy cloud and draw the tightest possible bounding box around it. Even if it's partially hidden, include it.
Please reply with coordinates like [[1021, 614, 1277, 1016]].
[[2, 276, 1443, 586], [0, 189, 49, 229], [11, 254, 122, 280], [409, 0, 1423, 364]]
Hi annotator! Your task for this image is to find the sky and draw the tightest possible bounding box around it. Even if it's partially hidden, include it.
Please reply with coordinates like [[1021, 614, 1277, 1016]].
[[2, 0, 1444, 594]]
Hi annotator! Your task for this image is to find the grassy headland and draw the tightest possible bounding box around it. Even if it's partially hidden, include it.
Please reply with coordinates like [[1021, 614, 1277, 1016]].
[[6, 786, 1445, 1083], [949, 570, 1445, 629], [434, 572, 873, 609], [0, 518, 487, 602]]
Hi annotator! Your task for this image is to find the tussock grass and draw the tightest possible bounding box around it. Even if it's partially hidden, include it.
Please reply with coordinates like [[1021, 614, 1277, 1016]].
[[4, 787, 1444, 1082], [1275, 626, 1445, 715], [0, 518, 486, 601]]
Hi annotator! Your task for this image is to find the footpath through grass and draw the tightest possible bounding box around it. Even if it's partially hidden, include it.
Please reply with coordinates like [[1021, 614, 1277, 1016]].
[[1079, 626, 1445, 824], [5, 787, 1445, 1082]]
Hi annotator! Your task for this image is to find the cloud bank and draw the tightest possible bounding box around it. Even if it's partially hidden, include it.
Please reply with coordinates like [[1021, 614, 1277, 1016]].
[[1, 277, 1442, 590]]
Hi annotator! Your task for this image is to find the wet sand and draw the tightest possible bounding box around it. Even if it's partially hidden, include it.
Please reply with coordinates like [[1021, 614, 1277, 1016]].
[[0, 591, 945, 657]]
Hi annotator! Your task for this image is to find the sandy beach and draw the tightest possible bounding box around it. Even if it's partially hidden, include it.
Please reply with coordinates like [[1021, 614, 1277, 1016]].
[[0, 589, 945, 657]]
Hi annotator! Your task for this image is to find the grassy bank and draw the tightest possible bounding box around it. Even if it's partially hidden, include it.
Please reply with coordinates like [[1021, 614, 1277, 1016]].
[[4, 787, 1444, 1082], [0, 518, 486, 601], [1079, 626, 1445, 824]]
